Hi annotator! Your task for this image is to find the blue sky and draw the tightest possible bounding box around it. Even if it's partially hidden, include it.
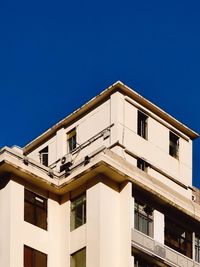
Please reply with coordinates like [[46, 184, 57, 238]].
[[0, 0, 200, 186]]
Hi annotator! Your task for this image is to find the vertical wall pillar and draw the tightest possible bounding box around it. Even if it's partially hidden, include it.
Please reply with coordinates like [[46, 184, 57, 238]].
[[110, 91, 125, 156], [153, 210, 164, 244], [0, 179, 12, 267], [60, 194, 71, 267], [120, 181, 133, 267], [87, 180, 133, 267], [87, 181, 120, 267], [10, 180, 24, 267], [56, 128, 66, 160], [48, 195, 62, 267]]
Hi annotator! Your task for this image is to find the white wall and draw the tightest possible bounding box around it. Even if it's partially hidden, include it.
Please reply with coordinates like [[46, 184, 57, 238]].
[[87, 181, 132, 267], [122, 98, 193, 192], [0, 180, 66, 267], [0, 178, 11, 267]]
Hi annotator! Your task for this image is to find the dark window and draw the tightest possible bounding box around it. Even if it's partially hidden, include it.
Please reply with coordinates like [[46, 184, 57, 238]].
[[67, 129, 77, 152], [134, 200, 153, 237], [70, 248, 86, 267], [165, 217, 192, 258], [24, 189, 47, 230], [134, 256, 153, 267], [137, 111, 148, 139], [169, 132, 179, 159], [70, 194, 86, 231], [195, 235, 200, 263], [39, 146, 48, 167], [137, 158, 148, 172], [24, 245, 47, 267]]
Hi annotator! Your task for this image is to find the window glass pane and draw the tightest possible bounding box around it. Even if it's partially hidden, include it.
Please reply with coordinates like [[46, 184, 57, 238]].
[[24, 201, 35, 225], [24, 246, 47, 267], [24, 189, 47, 230], [71, 248, 86, 267], [169, 132, 179, 158], [165, 217, 192, 258], [25, 190, 35, 204], [67, 129, 76, 152], [36, 207, 47, 230], [71, 194, 86, 231], [195, 235, 200, 263], [24, 246, 33, 267], [35, 250, 47, 267], [134, 200, 153, 237], [137, 111, 148, 139], [39, 146, 48, 166]]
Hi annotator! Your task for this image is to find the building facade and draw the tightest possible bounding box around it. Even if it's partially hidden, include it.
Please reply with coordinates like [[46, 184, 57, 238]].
[[0, 81, 199, 267]]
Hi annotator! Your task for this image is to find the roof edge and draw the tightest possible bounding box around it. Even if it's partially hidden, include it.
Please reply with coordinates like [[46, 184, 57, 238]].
[[23, 81, 199, 154]]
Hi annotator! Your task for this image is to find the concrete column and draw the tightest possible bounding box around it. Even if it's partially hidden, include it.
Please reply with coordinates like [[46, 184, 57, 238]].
[[0, 179, 12, 267], [110, 91, 124, 151], [153, 210, 164, 244], [60, 194, 70, 267], [56, 128, 66, 160], [48, 196, 61, 267], [120, 182, 133, 267], [9, 180, 24, 267], [87, 180, 133, 267], [87, 182, 120, 267]]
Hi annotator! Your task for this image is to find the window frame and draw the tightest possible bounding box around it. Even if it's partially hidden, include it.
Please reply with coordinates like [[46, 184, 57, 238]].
[[24, 189, 48, 230], [195, 235, 200, 263], [137, 110, 148, 140], [39, 146, 49, 167], [134, 199, 153, 237], [164, 216, 192, 258], [169, 131, 179, 159], [24, 245, 47, 267], [137, 158, 148, 172], [70, 194, 86, 231], [67, 128, 77, 153], [70, 248, 86, 267]]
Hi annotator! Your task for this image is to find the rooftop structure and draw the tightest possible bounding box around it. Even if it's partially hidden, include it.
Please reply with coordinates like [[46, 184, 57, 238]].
[[0, 81, 199, 267]]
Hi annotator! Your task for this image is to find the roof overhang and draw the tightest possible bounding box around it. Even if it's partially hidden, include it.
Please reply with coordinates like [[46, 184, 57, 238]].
[[1, 147, 200, 223]]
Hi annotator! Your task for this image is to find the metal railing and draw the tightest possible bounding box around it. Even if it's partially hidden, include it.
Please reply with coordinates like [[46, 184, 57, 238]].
[[132, 228, 199, 267]]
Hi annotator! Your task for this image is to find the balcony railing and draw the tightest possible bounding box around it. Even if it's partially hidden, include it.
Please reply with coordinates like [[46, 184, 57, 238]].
[[132, 228, 199, 267]]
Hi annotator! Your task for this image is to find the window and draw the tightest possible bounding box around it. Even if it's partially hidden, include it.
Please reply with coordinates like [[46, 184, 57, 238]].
[[169, 132, 179, 159], [134, 200, 153, 237], [137, 111, 148, 139], [70, 194, 86, 231], [165, 217, 192, 258], [24, 245, 47, 267], [134, 256, 153, 267], [137, 158, 148, 172], [195, 235, 200, 263], [39, 146, 48, 167], [70, 248, 86, 267], [67, 128, 77, 152], [24, 189, 47, 230]]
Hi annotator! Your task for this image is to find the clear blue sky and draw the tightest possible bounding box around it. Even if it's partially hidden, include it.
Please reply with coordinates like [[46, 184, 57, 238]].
[[0, 0, 200, 187]]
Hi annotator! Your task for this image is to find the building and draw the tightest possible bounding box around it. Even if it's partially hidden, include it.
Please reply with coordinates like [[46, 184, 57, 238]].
[[0, 81, 200, 267]]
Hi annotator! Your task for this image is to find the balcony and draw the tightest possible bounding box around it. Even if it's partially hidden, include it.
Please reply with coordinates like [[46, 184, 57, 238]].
[[132, 228, 200, 267]]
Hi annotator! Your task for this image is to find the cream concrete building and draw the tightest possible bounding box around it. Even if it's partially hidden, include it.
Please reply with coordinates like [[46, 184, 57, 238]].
[[0, 81, 200, 267]]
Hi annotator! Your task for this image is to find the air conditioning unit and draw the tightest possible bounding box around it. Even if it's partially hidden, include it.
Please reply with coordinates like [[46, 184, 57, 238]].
[[61, 154, 72, 165], [60, 161, 72, 173]]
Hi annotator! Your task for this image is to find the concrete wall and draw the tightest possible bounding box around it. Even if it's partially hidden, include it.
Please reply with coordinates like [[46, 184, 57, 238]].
[[122, 97, 192, 192], [27, 91, 193, 196], [27, 99, 111, 171], [87, 181, 133, 267], [0, 180, 64, 267]]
